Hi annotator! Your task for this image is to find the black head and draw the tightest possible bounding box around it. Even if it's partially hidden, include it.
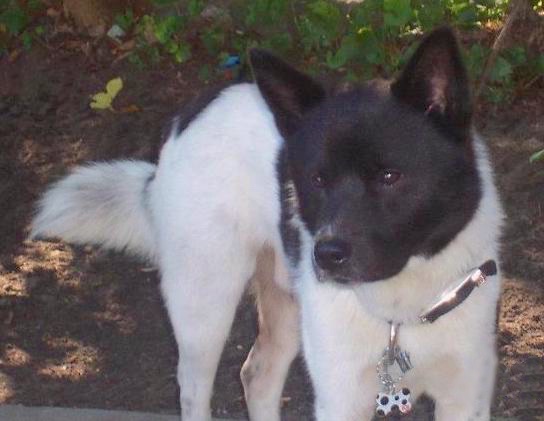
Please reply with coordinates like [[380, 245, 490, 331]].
[[250, 27, 481, 284]]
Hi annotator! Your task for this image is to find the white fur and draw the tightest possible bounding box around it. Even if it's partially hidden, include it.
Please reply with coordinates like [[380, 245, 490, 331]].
[[31, 161, 158, 260], [32, 80, 503, 421], [32, 83, 293, 421], [149, 84, 291, 421]]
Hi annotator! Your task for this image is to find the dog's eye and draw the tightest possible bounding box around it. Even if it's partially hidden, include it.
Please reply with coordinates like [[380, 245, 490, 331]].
[[380, 170, 401, 186], [311, 172, 326, 188]]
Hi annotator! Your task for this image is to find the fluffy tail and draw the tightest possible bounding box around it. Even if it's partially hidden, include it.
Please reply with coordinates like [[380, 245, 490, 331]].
[[31, 160, 157, 260]]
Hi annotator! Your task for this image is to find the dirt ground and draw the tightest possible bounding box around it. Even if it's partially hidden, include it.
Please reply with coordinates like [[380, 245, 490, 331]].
[[0, 40, 543, 420]]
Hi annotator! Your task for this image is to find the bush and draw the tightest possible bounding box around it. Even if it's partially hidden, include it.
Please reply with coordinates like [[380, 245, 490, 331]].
[[119, 0, 543, 103], [0, 0, 44, 53], [1, 0, 543, 104]]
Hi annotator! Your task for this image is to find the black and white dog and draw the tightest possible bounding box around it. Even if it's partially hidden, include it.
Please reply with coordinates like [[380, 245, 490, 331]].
[[32, 27, 503, 421]]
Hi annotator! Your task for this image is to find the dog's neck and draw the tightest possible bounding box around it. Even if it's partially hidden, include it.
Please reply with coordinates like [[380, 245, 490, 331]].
[[352, 257, 483, 324]]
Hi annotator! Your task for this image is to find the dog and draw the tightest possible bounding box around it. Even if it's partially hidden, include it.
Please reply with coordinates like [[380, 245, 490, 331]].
[[31, 27, 503, 421]]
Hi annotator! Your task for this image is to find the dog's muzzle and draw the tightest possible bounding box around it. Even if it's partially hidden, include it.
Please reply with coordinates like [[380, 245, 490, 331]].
[[312, 237, 354, 284]]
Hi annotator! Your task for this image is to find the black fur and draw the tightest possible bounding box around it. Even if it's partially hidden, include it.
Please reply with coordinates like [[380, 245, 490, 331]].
[[391, 27, 472, 142], [252, 27, 481, 284], [249, 49, 325, 137], [175, 81, 238, 136], [154, 81, 237, 161]]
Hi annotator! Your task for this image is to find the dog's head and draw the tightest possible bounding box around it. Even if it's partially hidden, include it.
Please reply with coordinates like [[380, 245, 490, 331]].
[[251, 27, 481, 284]]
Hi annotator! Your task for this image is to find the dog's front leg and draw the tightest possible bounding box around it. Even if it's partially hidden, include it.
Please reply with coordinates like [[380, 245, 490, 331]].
[[299, 281, 380, 421], [312, 372, 376, 421], [432, 346, 497, 421]]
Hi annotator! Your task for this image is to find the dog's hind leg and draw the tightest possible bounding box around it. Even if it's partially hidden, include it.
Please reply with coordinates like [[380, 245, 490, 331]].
[[241, 247, 300, 421], [160, 241, 257, 421]]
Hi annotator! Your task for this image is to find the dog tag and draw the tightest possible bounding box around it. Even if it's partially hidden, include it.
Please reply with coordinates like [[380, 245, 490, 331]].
[[375, 388, 412, 418], [375, 324, 413, 418], [395, 349, 413, 374]]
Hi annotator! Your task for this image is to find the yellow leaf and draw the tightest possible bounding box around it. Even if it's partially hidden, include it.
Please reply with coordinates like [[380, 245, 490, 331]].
[[90, 93, 112, 110], [106, 77, 123, 98], [90, 77, 123, 110]]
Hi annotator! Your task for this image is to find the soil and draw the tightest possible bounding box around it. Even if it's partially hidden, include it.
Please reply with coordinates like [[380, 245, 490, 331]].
[[0, 39, 543, 420]]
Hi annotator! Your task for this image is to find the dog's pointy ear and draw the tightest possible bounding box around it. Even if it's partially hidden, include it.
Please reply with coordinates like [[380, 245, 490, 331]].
[[249, 49, 325, 136], [391, 27, 471, 140]]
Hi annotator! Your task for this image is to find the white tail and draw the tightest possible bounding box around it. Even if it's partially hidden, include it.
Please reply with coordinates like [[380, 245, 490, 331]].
[[31, 160, 157, 260]]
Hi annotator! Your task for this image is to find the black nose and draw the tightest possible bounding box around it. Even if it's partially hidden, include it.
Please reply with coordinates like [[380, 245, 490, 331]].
[[314, 239, 352, 271]]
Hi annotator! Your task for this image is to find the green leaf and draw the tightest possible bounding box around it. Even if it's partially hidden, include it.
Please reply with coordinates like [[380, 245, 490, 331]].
[[534, 54, 544, 74], [28, 0, 43, 12], [530, 149, 544, 163], [415, 1, 445, 30], [450, 2, 478, 27], [148, 45, 162, 64], [0, 5, 28, 35], [169, 41, 191, 63], [357, 28, 382, 65], [465, 43, 487, 79], [304, 0, 343, 42], [198, 64, 212, 82], [21, 30, 32, 49], [201, 27, 225, 55], [154, 15, 183, 44], [115, 9, 134, 32], [489, 56, 513, 83], [135, 14, 155, 39], [246, 0, 288, 27], [261, 32, 292, 55], [384, 0, 412, 29], [327, 28, 383, 70], [327, 34, 359, 69], [504, 46, 526, 67], [188, 0, 205, 18], [351, 0, 383, 28], [152, 0, 179, 6], [128, 53, 145, 69]]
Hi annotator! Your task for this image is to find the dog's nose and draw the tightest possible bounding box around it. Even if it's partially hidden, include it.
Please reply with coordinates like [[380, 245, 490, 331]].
[[314, 239, 352, 271]]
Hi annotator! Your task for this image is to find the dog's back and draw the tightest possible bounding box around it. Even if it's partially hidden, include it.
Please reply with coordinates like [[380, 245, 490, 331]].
[[32, 83, 288, 271]]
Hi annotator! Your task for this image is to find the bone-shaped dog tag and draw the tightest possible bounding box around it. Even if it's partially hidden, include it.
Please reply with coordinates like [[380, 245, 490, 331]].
[[375, 388, 412, 417]]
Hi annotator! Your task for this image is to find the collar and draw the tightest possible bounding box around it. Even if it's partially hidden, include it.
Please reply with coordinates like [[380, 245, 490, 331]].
[[384, 259, 497, 364], [375, 260, 497, 417], [418, 259, 497, 324]]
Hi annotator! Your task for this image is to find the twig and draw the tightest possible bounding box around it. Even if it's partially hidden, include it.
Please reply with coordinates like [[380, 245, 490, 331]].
[[523, 74, 542, 90], [474, 0, 527, 104]]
